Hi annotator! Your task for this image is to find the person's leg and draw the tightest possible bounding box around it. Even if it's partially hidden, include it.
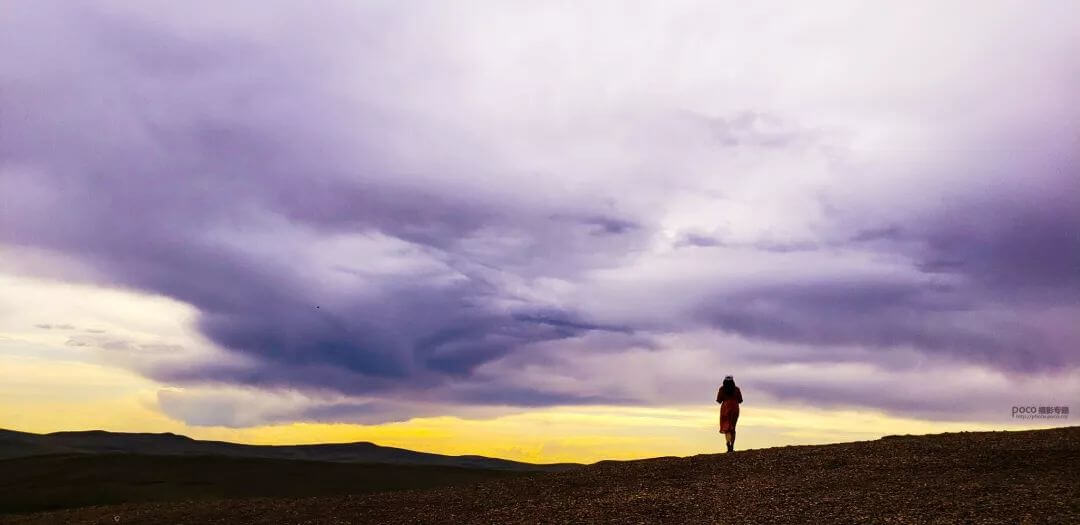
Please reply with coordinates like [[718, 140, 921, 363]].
[[724, 432, 734, 452], [730, 430, 736, 451]]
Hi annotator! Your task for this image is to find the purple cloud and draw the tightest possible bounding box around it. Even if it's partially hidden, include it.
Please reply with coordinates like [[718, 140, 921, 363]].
[[2, 0, 1078, 424]]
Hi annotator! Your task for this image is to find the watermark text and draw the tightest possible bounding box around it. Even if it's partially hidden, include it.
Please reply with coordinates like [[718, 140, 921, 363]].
[[1012, 406, 1069, 419]]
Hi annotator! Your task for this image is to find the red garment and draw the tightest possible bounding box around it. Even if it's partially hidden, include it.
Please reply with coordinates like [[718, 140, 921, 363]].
[[716, 386, 742, 432]]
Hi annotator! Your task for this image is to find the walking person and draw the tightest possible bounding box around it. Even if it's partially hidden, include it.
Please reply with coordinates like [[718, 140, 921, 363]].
[[716, 375, 743, 453]]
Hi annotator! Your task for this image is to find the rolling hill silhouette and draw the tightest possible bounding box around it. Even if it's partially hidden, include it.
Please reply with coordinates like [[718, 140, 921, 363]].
[[0, 428, 579, 515], [0, 429, 577, 471], [2, 427, 1077, 523]]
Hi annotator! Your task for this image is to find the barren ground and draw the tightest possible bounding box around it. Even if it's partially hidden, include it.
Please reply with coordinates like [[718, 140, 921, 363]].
[[3, 426, 1077, 524]]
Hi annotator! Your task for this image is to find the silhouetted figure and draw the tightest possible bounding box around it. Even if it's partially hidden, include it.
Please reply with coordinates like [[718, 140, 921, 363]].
[[716, 375, 743, 453]]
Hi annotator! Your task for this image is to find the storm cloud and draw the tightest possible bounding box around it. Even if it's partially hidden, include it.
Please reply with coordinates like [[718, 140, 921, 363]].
[[2, 0, 1078, 424]]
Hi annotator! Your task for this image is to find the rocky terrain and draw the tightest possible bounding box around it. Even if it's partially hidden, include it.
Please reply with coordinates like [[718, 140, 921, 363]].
[[2, 426, 1077, 524]]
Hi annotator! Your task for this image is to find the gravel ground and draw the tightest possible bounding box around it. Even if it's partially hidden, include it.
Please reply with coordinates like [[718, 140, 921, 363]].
[[4, 426, 1077, 524]]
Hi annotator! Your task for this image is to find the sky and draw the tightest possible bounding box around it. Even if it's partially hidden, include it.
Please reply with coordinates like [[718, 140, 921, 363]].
[[1, 0, 1077, 463]]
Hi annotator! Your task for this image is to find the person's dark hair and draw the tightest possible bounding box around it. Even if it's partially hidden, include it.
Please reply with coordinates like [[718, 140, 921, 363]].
[[722, 376, 736, 396]]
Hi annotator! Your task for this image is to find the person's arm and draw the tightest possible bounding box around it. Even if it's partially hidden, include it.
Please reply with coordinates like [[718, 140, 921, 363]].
[[737, 388, 743, 404], [716, 388, 723, 404]]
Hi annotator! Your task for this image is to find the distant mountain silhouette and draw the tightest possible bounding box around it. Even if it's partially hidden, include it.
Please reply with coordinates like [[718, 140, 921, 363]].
[[7, 427, 1077, 523], [0, 428, 578, 471]]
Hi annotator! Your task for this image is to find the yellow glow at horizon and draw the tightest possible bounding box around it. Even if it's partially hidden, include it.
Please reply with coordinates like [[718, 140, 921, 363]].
[[0, 271, 1069, 464], [1, 353, 1059, 464]]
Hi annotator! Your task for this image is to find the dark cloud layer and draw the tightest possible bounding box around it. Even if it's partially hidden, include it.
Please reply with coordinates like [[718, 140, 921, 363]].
[[2, 1, 1078, 423]]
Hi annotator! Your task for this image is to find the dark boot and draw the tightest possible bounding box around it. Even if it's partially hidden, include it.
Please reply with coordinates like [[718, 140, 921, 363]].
[[726, 443, 734, 453]]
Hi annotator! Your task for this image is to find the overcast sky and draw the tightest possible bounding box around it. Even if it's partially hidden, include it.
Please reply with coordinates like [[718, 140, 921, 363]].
[[1, 0, 1077, 444]]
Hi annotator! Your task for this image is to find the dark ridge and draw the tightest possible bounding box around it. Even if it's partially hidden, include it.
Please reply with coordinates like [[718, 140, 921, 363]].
[[0, 428, 580, 472], [3, 426, 1074, 524]]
